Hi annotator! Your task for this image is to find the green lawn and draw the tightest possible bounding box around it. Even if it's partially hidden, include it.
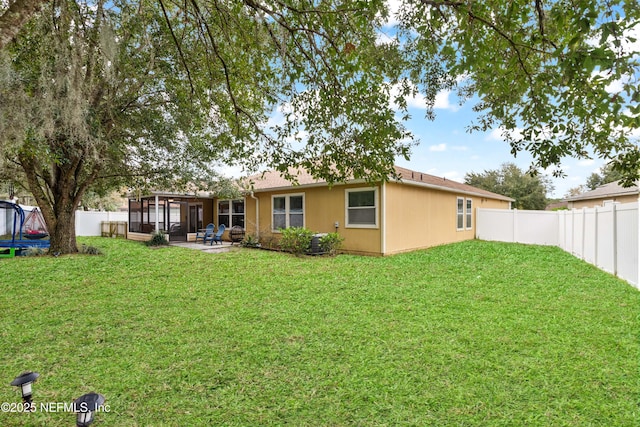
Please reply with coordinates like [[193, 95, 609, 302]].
[[1, 238, 638, 426]]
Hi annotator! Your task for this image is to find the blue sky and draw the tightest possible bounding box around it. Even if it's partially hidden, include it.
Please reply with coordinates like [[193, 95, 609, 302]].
[[392, 94, 601, 200], [217, 76, 610, 200], [380, 0, 637, 199], [218, 2, 639, 200]]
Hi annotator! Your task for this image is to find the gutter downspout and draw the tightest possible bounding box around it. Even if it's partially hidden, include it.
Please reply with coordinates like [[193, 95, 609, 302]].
[[380, 182, 386, 255], [636, 191, 640, 290], [250, 191, 259, 239]]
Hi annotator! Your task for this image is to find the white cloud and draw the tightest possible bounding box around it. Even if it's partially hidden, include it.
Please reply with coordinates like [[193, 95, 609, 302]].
[[442, 170, 464, 181], [434, 89, 456, 110], [429, 143, 447, 152], [486, 126, 523, 142], [382, 0, 402, 27], [422, 167, 463, 182], [375, 31, 397, 45], [577, 159, 596, 167], [219, 164, 245, 179], [405, 92, 427, 109], [389, 82, 460, 112]]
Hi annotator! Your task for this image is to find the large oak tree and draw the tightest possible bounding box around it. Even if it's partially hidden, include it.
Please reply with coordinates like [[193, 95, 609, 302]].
[[0, 0, 638, 253], [0, 0, 412, 253]]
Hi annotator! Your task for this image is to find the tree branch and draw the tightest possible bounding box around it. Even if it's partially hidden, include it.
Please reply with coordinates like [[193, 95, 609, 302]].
[[158, 0, 195, 94], [0, 0, 49, 49]]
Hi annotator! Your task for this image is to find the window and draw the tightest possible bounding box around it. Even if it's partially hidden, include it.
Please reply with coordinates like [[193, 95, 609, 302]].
[[346, 188, 377, 228], [456, 197, 473, 231], [272, 194, 304, 230], [218, 199, 245, 228]]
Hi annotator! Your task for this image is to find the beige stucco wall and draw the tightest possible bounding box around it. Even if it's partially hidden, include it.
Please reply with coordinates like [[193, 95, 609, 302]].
[[568, 194, 638, 209], [247, 182, 510, 256], [246, 184, 382, 256], [383, 182, 510, 255]]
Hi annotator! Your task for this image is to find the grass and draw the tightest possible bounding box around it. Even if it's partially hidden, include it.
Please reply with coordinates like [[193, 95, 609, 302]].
[[0, 238, 638, 426]]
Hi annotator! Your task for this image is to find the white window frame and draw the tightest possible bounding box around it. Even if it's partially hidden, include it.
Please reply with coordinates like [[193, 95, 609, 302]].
[[456, 197, 464, 231], [345, 187, 379, 229], [271, 193, 305, 232], [466, 198, 473, 230], [217, 199, 245, 228]]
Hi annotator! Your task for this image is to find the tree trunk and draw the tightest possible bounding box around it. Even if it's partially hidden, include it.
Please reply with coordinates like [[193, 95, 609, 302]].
[[47, 202, 78, 254], [20, 153, 83, 255]]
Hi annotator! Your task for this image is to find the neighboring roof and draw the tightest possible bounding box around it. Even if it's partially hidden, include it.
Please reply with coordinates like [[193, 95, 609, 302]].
[[565, 181, 639, 202], [244, 166, 514, 202]]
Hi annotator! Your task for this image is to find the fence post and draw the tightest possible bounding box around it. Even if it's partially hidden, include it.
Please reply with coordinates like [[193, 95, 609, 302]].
[[581, 207, 586, 260], [594, 206, 598, 266], [512, 208, 517, 243], [612, 203, 618, 277], [571, 209, 576, 255]]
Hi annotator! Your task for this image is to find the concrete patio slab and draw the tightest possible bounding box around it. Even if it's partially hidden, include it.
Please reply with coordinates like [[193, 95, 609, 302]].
[[169, 241, 237, 253]]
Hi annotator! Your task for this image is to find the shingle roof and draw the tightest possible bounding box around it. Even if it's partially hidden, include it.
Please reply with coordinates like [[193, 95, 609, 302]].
[[242, 165, 514, 202], [565, 181, 639, 201]]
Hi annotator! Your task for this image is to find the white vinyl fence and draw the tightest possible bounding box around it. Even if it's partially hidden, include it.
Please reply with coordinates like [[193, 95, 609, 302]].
[[2, 203, 127, 237], [477, 203, 640, 289], [76, 211, 128, 236]]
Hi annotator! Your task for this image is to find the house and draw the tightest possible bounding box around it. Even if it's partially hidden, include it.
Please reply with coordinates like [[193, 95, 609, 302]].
[[565, 181, 639, 209], [242, 166, 513, 256], [126, 166, 513, 255]]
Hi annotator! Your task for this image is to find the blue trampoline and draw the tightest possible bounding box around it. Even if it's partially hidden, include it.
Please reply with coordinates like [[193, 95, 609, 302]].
[[0, 201, 50, 257]]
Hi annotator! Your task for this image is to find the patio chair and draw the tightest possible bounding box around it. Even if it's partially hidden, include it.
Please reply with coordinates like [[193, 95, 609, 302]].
[[197, 223, 215, 244], [209, 224, 226, 245]]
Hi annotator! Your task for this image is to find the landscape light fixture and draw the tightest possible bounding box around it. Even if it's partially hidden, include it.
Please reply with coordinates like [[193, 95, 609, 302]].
[[73, 392, 105, 427], [10, 371, 39, 405]]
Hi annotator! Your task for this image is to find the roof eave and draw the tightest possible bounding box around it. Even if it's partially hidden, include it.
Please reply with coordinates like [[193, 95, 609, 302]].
[[389, 177, 515, 202]]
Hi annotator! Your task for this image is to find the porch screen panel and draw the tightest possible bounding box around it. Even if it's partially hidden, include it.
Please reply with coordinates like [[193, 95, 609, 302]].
[[129, 200, 141, 232]]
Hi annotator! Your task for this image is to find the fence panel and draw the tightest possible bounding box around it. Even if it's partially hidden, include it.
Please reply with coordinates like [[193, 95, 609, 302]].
[[595, 206, 615, 275], [614, 203, 638, 285], [515, 210, 559, 245], [476, 209, 515, 242], [76, 211, 128, 236], [476, 209, 557, 246], [582, 208, 597, 264], [477, 203, 639, 289]]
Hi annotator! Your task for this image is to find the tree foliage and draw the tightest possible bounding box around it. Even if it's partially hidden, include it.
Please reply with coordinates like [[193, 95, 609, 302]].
[[465, 163, 554, 210], [586, 163, 625, 190], [397, 0, 640, 185], [0, 0, 638, 253], [0, 0, 412, 253]]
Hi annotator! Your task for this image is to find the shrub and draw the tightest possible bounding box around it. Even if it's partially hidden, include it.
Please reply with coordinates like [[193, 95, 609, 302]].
[[241, 234, 260, 248], [23, 247, 48, 257], [319, 232, 344, 256], [79, 244, 102, 255], [257, 229, 279, 250], [145, 231, 169, 247], [279, 227, 314, 256]]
